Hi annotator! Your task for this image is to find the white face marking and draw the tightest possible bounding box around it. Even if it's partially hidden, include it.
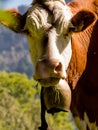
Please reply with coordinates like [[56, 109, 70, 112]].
[[24, 0, 73, 81], [74, 113, 98, 130]]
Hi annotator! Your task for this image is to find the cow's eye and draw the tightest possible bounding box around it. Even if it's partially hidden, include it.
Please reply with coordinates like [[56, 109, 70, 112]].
[[64, 33, 69, 37], [68, 23, 76, 33], [23, 29, 30, 35], [64, 25, 76, 38], [68, 26, 76, 32]]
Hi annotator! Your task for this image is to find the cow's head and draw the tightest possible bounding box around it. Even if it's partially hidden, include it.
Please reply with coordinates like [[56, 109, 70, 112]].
[[23, 0, 95, 87], [0, 0, 96, 111]]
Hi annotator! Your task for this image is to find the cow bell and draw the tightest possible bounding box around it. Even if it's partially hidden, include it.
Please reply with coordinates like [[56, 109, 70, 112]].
[[42, 79, 71, 114]]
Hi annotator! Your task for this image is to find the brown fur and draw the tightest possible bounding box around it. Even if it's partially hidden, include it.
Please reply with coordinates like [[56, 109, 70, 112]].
[[67, 0, 98, 125]]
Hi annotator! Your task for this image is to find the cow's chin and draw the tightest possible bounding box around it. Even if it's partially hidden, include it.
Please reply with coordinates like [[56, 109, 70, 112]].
[[42, 79, 71, 114], [38, 77, 61, 87]]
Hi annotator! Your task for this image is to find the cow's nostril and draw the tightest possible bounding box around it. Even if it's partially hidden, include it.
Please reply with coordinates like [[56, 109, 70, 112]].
[[54, 62, 62, 74]]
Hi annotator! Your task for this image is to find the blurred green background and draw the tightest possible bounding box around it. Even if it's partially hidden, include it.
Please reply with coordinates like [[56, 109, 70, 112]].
[[0, 72, 75, 130]]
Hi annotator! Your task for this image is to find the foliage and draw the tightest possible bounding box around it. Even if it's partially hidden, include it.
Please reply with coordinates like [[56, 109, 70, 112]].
[[0, 71, 74, 130], [0, 71, 39, 130]]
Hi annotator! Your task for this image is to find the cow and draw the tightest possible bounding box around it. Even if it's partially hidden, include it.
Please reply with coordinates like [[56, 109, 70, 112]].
[[0, 0, 98, 130]]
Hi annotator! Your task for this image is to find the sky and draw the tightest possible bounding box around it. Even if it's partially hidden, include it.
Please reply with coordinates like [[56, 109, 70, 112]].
[[0, 0, 32, 9], [0, 0, 71, 9]]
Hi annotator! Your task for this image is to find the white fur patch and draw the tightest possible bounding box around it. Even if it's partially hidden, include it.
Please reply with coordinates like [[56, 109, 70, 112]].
[[74, 113, 98, 130], [24, 0, 73, 78], [25, 0, 73, 34], [44, 0, 73, 33], [25, 5, 50, 34]]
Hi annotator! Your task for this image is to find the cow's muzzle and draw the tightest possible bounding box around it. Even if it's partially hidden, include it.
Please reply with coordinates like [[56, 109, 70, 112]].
[[34, 58, 67, 86]]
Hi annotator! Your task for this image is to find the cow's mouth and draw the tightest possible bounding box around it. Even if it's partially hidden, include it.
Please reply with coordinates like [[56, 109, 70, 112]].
[[38, 77, 62, 87], [47, 107, 68, 115]]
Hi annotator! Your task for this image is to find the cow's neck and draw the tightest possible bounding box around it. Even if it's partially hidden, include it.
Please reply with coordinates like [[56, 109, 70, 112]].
[[67, 21, 95, 90], [69, 20, 98, 129]]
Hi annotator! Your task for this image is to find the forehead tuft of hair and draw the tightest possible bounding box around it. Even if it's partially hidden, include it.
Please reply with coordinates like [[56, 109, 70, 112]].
[[28, 0, 72, 34]]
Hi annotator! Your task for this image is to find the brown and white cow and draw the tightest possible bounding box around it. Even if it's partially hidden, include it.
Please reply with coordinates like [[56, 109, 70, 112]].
[[0, 0, 98, 130]]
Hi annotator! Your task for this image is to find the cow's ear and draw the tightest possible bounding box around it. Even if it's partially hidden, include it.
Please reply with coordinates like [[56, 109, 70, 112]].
[[69, 10, 96, 32], [0, 9, 26, 33]]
